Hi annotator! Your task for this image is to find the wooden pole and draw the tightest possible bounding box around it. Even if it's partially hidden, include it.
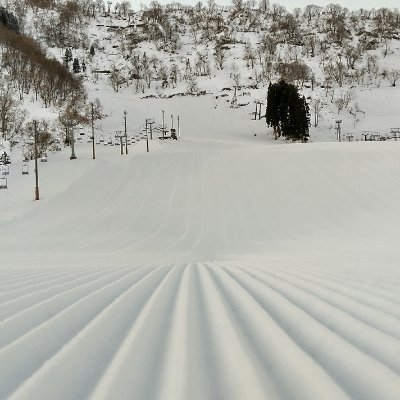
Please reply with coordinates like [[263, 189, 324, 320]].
[[91, 102, 95, 159], [146, 120, 149, 153], [34, 120, 39, 201], [70, 124, 77, 159], [124, 111, 128, 154], [162, 110, 165, 140]]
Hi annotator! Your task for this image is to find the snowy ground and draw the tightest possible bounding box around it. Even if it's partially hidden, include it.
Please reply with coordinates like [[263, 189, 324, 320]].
[[1, 94, 400, 399]]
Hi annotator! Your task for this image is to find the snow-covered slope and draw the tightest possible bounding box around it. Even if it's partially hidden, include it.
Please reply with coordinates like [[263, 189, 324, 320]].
[[1, 94, 400, 399]]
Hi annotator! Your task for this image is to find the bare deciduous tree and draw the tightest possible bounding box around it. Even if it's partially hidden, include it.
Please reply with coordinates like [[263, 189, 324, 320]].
[[214, 44, 227, 70], [384, 69, 400, 87], [0, 81, 26, 142]]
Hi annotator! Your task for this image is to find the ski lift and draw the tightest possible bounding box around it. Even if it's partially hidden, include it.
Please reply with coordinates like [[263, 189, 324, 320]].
[[2, 165, 9, 175], [22, 162, 29, 175], [40, 154, 47, 162], [0, 176, 7, 189]]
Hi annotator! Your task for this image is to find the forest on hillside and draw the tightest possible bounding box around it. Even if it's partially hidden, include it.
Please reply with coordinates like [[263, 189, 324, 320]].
[[1, 0, 400, 151]]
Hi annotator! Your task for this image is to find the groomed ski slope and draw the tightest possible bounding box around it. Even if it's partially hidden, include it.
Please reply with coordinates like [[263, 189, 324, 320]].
[[1, 96, 400, 399]]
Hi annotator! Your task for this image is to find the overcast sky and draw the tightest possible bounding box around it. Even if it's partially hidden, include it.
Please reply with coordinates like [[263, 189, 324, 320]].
[[128, 0, 398, 11]]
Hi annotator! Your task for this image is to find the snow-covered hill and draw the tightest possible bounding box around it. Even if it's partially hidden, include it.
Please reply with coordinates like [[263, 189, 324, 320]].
[[1, 2, 400, 399], [1, 93, 400, 398], [2, 0, 400, 156]]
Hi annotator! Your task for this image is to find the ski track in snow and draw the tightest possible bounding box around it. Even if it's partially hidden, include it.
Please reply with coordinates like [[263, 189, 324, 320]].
[[1, 128, 400, 398], [0, 261, 399, 399]]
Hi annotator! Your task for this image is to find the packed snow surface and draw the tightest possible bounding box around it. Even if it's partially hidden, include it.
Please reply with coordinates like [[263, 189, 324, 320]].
[[1, 96, 400, 399]]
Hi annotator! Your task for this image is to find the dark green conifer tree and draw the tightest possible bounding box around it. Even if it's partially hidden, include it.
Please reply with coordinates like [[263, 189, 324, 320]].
[[266, 80, 310, 142], [72, 58, 81, 73], [64, 48, 73, 67]]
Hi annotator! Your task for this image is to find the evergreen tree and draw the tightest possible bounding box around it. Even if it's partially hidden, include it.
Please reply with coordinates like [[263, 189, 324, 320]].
[[81, 60, 86, 72], [89, 44, 95, 57], [64, 48, 73, 66], [72, 58, 81, 73], [266, 80, 310, 142]]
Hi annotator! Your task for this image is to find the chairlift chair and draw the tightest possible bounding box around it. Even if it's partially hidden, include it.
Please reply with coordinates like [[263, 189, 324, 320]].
[[22, 162, 29, 175], [0, 176, 7, 189], [2, 165, 9, 175], [40, 154, 47, 162]]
